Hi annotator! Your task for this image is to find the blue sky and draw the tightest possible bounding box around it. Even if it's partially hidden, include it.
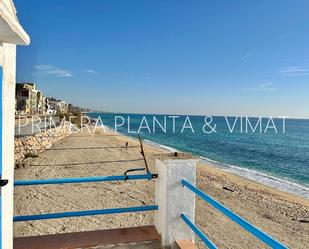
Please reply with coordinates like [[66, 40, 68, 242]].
[[15, 0, 309, 118]]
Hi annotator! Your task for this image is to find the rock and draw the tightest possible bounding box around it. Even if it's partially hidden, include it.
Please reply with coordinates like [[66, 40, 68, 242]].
[[14, 123, 75, 165]]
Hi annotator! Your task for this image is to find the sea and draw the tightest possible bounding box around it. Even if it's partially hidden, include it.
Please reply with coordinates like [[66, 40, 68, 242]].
[[88, 113, 309, 199]]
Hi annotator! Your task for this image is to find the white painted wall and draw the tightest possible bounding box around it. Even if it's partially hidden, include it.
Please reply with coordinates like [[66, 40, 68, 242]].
[[0, 1, 29, 248], [0, 42, 16, 249], [154, 157, 197, 249]]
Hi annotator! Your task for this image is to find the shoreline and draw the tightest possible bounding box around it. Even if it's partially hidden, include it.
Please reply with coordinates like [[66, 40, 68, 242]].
[[102, 124, 309, 199], [14, 127, 309, 248]]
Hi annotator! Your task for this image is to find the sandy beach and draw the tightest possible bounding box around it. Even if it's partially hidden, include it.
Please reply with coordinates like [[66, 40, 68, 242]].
[[14, 129, 309, 249]]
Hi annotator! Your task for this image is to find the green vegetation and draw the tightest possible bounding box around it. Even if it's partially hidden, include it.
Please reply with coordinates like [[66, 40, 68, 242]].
[[59, 110, 82, 128]]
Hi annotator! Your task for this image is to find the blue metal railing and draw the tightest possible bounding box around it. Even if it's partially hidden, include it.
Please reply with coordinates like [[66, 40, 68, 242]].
[[14, 173, 157, 222], [181, 214, 217, 249], [14, 205, 158, 222], [14, 173, 154, 186], [181, 179, 288, 249], [14, 172, 288, 248]]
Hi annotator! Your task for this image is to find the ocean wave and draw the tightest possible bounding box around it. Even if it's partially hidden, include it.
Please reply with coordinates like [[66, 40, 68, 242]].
[[145, 139, 309, 199], [200, 156, 309, 198], [88, 118, 309, 199], [144, 139, 178, 152]]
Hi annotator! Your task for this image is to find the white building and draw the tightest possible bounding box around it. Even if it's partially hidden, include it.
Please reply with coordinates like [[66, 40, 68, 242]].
[[0, 0, 30, 248], [46, 98, 68, 115]]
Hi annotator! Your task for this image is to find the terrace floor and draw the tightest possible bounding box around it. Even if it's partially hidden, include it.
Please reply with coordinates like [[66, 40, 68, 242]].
[[14, 225, 161, 249]]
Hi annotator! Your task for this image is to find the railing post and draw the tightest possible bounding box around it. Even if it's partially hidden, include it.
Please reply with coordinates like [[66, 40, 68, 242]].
[[154, 153, 197, 249]]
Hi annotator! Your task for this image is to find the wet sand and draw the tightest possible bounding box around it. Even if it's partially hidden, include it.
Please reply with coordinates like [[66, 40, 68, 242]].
[[14, 129, 309, 248]]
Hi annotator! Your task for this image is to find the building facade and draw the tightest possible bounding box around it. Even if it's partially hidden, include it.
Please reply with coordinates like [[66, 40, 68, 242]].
[[16, 84, 70, 115], [15, 83, 37, 114], [46, 98, 68, 115], [15, 83, 47, 115], [0, 0, 30, 248]]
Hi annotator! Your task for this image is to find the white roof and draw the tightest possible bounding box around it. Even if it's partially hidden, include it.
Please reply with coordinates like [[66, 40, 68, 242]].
[[0, 0, 30, 45]]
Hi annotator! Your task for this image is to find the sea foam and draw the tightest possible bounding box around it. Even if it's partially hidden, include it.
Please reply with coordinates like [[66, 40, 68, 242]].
[[145, 139, 309, 199]]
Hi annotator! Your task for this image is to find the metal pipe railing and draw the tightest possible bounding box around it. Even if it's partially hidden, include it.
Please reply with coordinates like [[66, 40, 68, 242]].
[[14, 135, 157, 226], [14, 173, 155, 186], [14, 205, 158, 222], [14, 173, 158, 223], [181, 179, 287, 249], [181, 214, 217, 249]]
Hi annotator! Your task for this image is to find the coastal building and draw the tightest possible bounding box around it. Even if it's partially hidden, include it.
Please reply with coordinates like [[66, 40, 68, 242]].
[[15, 84, 71, 115], [45, 98, 57, 115], [42, 95, 47, 114], [0, 0, 30, 248], [15, 83, 40, 115], [36, 90, 45, 114], [46, 98, 68, 115], [15, 83, 33, 114], [58, 100, 68, 113]]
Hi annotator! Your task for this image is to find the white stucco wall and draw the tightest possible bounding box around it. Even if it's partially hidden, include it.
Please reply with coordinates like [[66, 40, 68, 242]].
[[0, 42, 16, 249], [0, 1, 29, 248], [154, 157, 197, 248]]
